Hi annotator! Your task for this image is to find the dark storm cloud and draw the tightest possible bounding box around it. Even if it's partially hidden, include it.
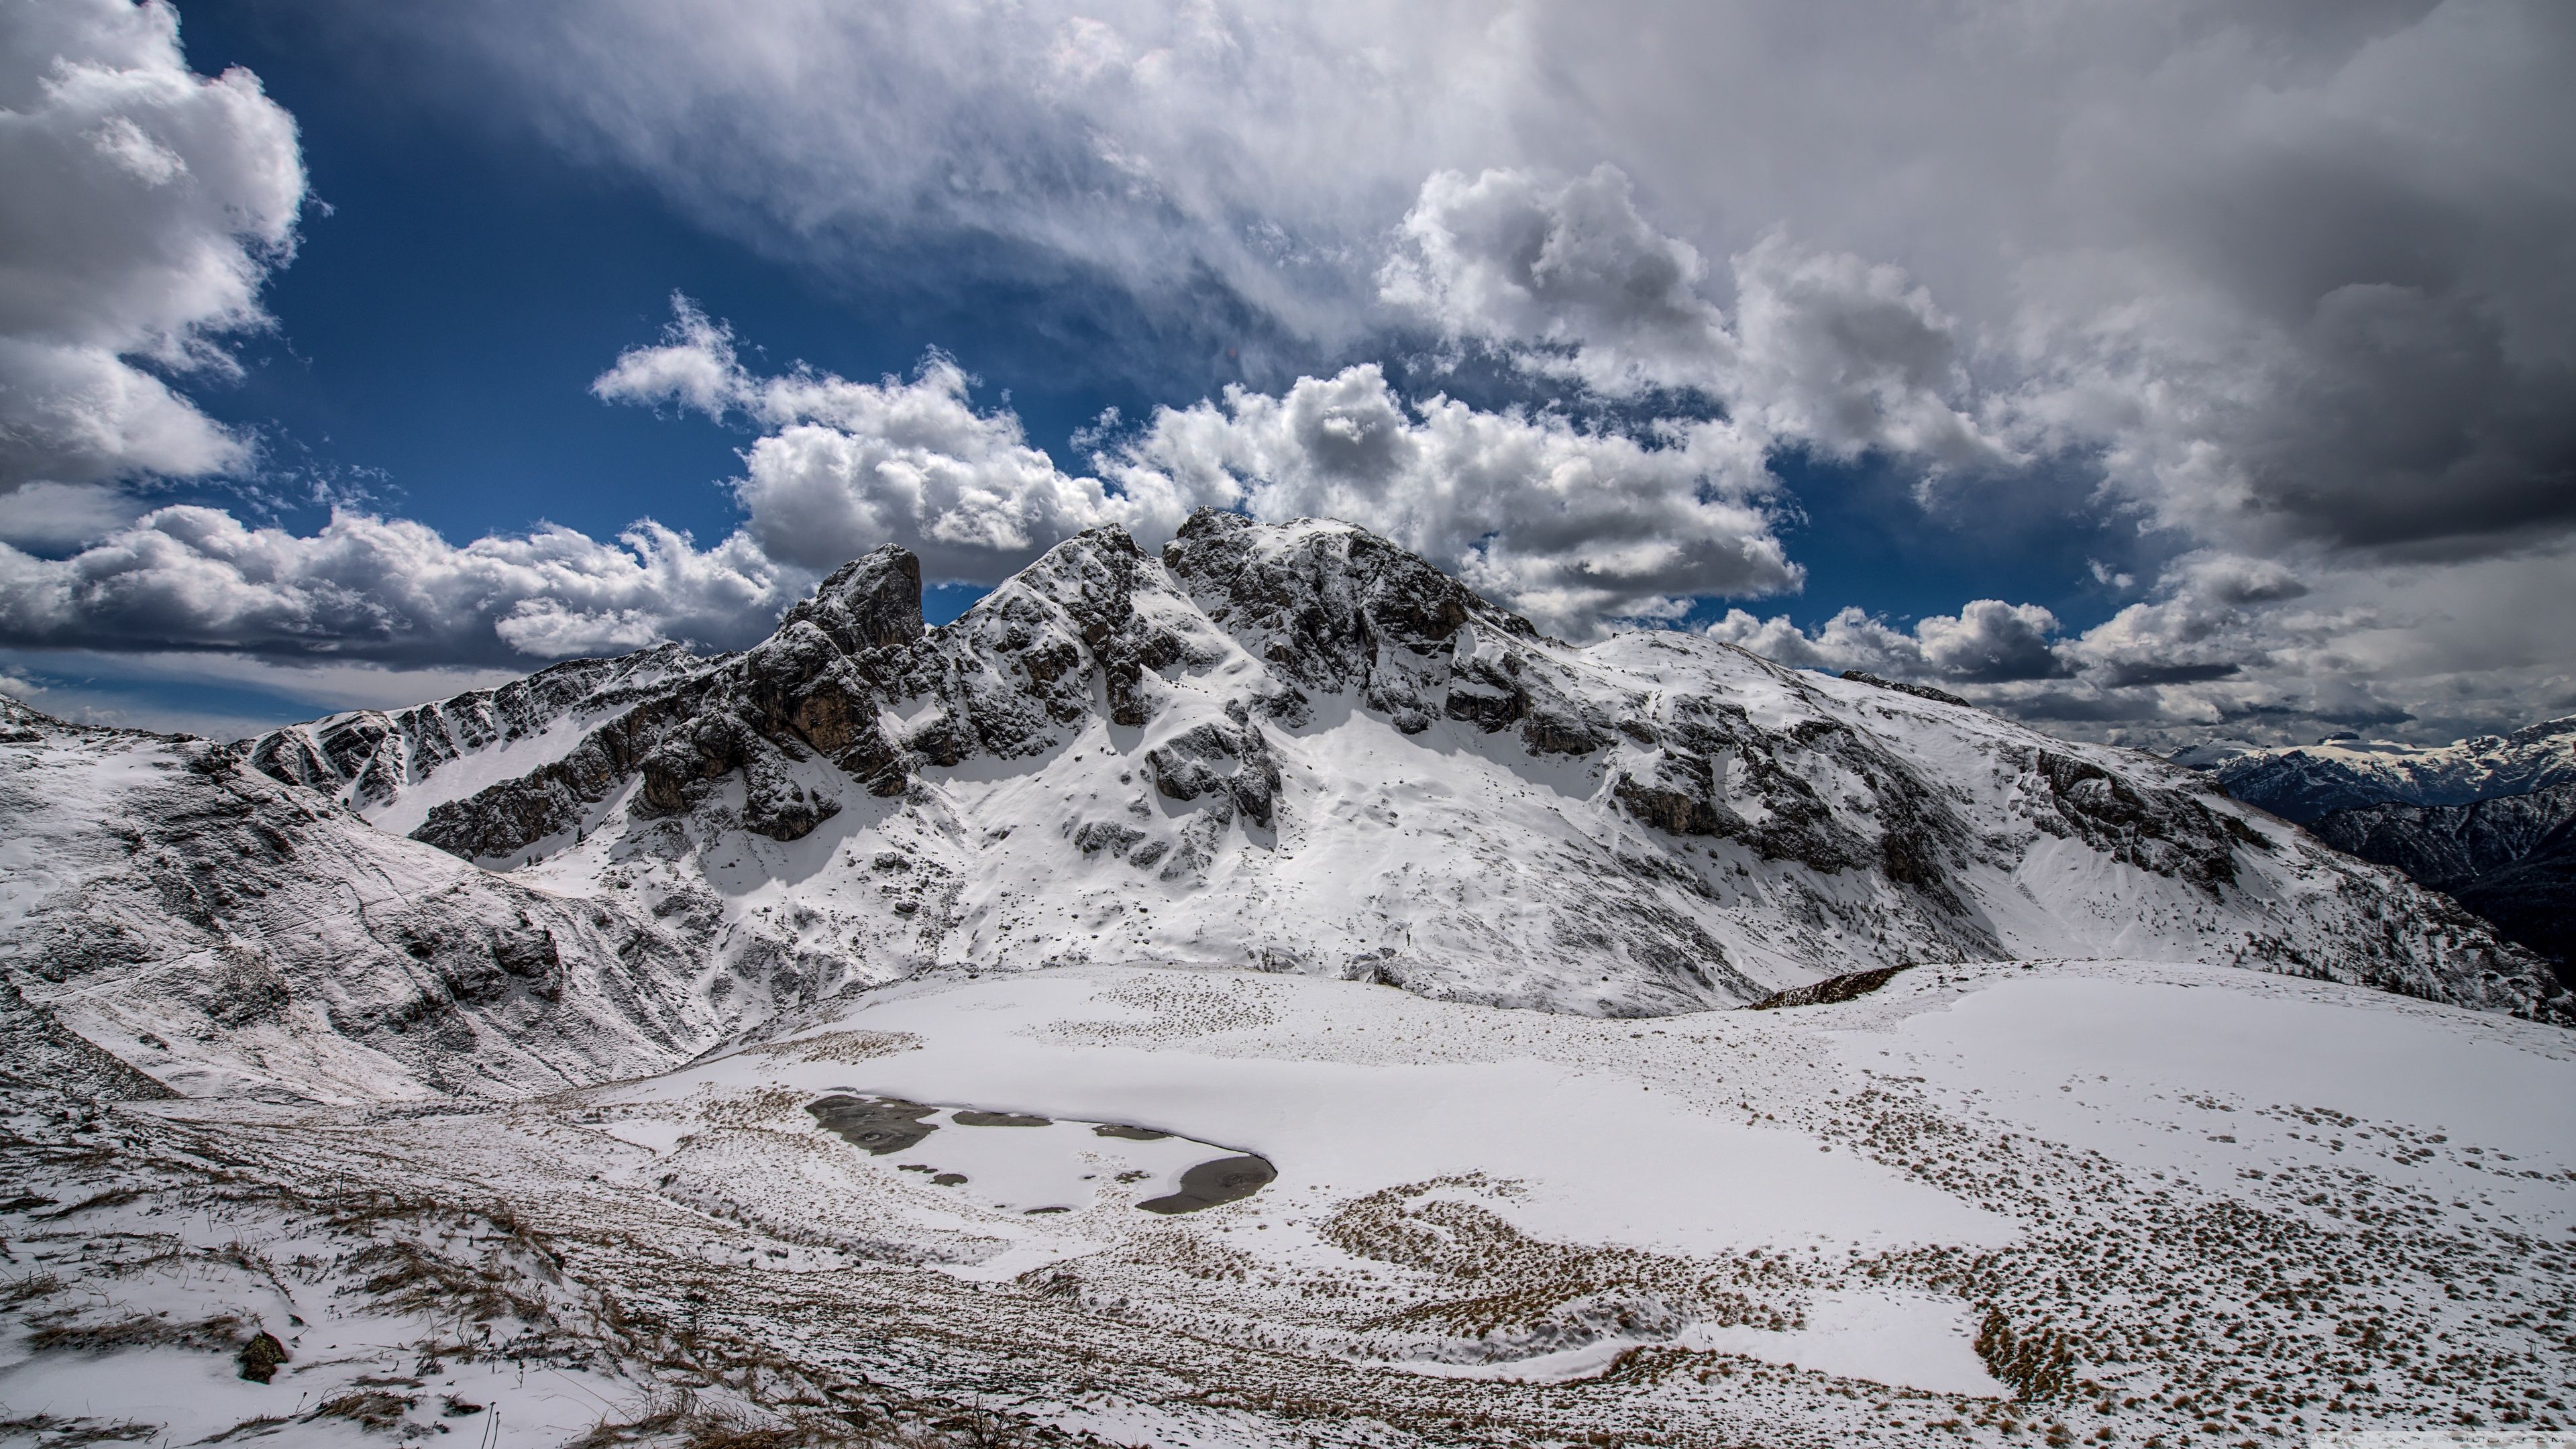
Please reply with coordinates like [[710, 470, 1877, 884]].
[[390, 0, 2571, 581]]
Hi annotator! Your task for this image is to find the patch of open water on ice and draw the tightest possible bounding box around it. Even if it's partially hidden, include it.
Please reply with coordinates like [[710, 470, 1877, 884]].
[[806, 1095, 1272, 1215]]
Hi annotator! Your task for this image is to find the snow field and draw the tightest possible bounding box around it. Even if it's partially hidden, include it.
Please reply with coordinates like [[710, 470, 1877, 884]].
[[9, 955, 2571, 1446]]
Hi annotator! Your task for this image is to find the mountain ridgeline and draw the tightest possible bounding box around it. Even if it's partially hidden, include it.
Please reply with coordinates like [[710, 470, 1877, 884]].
[[2209, 718, 2576, 825], [2306, 785, 2575, 970], [3, 513, 2563, 1102]]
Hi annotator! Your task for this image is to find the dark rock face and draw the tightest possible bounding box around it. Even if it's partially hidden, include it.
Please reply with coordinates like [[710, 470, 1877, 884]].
[[1163, 509, 1491, 695], [1164, 508, 1585, 746], [2311, 782, 2576, 974], [413, 695, 696, 860], [398, 546, 938, 856], [789, 548, 927, 654], [1613, 764, 1741, 839], [1146, 720, 1281, 828], [1748, 963, 1913, 1010], [1607, 699, 1970, 916], [1838, 671, 1971, 709], [2027, 749, 2267, 892], [1073, 820, 1148, 858], [244, 646, 698, 816]]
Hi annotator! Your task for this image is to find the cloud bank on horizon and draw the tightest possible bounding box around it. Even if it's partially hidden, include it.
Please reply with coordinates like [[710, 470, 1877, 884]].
[[1, 0, 2570, 747]]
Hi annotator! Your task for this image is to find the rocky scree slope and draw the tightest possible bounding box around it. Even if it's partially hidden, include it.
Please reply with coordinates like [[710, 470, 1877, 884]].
[[216, 509, 2567, 1031]]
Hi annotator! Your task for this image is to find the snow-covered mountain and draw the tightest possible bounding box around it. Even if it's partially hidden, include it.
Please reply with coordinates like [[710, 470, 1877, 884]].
[[2310, 781, 2576, 969], [6, 515, 2574, 1447], [2203, 716, 2576, 824], [3, 514, 2562, 1110], [216, 511, 2555, 1026]]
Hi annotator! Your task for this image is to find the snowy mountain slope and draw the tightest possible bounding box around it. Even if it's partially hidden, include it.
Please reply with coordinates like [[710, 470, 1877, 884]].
[[14, 957, 2566, 1447], [2311, 780, 2576, 969], [233, 511, 2565, 1024], [0, 698, 737, 1102], [2204, 715, 2576, 824]]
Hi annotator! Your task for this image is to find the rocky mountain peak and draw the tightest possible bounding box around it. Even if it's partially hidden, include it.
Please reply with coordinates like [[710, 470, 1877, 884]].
[[1161, 508, 1520, 696], [175, 511, 2569, 1065], [785, 543, 927, 655]]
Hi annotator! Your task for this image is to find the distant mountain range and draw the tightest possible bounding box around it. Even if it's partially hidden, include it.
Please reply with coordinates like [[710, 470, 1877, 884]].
[[2190, 716, 2576, 823], [2186, 717, 2576, 975], [2306, 782, 2576, 970]]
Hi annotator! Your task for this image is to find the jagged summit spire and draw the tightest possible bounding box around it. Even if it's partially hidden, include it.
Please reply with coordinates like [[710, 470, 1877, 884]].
[[786, 544, 924, 654]]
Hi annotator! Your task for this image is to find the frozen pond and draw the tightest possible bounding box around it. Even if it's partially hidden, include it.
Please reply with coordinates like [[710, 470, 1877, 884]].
[[807, 1094, 1273, 1215]]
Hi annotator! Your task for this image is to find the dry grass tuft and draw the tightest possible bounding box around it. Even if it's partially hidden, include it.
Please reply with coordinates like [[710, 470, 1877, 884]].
[[23, 1311, 243, 1354], [307, 1392, 417, 1432], [565, 1393, 1041, 1449], [0, 1413, 159, 1448]]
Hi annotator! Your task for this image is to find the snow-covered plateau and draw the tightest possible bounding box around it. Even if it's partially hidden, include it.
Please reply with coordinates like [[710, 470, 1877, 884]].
[[1, 514, 2571, 1446]]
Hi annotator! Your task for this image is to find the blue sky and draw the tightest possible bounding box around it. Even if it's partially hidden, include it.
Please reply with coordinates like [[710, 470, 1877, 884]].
[[174, 1, 2131, 628], [2, 1, 2569, 745], [164, 6, 1164, 583]]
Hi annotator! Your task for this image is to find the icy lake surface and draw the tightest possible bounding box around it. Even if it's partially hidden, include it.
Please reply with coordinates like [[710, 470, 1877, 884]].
[[805, 1093, 1273, 1214]]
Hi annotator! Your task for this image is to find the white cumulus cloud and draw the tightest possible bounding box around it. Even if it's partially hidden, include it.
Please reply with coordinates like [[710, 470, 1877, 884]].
[[598, 299, 1799, 635], [1382, 168, 2007, 470], [0, 506, 795, 665], [1105, 363, 1797, 635], [1379, 166, 1732, 396], [594, 297, 1212, 580], [1708, 598, 2068, 686], [0, 0, 304, 497]]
